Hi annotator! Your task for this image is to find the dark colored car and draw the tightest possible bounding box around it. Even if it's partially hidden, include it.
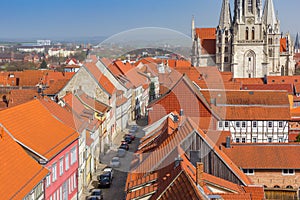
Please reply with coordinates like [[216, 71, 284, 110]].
[[90, 189, 103, 200], [129, 125, 138, 133], [124, 133, 135, 140], [119, 143, 129, 151], [117, 148, 126, 157], [124, 135, 132, 144], [98, 172, 112, 188]]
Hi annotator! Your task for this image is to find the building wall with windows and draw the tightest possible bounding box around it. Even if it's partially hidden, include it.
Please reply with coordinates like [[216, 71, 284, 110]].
[[45, 140, 79, 200], [244, 169, 300, 196], [217, 120, 289, 143]]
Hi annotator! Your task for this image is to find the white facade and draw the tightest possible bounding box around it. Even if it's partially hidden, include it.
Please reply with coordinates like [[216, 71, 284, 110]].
[[217, 120, 289, 143]]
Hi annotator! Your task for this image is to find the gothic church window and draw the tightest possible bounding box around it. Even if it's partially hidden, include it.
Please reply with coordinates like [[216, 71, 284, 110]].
[[248, 0, 253, 13], [252, 27, 255, 40], [246, 27, 249, 40], [225, 37, 229, 43]]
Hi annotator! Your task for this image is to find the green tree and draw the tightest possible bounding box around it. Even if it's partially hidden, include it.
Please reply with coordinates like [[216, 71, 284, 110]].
[[149, 82, 156, 103], [40, 59, 47, 69], [295, 134, 300, 142]]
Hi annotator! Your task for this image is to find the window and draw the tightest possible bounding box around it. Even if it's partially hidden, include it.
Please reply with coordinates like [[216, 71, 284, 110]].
[[246, 27, 249, 40], [278, 121, 283, 128], [268, 121, 273, 128], [224, 56, 229, 63], [218, 47, 221, 53], [252, 137, 257, 143], [225, 37, 229, 43], [218, 121, 223, 129], [236, 121, 240, 128], [46, 174, 51, 187], [282, 169, 295, 175], [224, 121, 229, 128], [65, 153, 69, 171], [252, 27, 255, 40], [242, 137, 246, 143], [225, 46, 228, 53], [248, 0, 253, 13], [243, 169, 254, 175], [225, 30, 229, 36], [52, 163, 57, 182], [70, 146, 77, 165], [242, 121, 246, 128], [278, 137, 284, 143], [252, 121, 257, 128], [236, 138, 240, 143], [268, 137, 272, 143], [59, 157, 64, 176]]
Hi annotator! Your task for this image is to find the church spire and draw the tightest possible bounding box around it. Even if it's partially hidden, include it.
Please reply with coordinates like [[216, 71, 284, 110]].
[[219, 0, 232, 29], [191, 15, 195, 41], [295, 32, 300, 53], [262, 0, 278, 31]]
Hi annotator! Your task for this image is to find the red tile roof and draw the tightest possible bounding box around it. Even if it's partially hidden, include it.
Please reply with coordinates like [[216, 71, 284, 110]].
[[84, 62, 116, 96], [8, 89, 39, 108], [280, 38, 287, 53], [0, 99, 79, 160], [222, 143, 300, 169], [43, 79, 70, 95], [76, 91, 111, 114], [195, 28, 216, 54], [0, 126, 49, 199], [200, 90, 291, 120], [241, 84, 293, 94]]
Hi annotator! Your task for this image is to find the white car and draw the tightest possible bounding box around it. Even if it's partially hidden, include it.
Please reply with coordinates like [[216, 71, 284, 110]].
[[110, 157, 120, 168], [103, 167, 113, 179]]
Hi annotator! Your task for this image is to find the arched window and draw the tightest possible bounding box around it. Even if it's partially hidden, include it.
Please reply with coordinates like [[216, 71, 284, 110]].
[[246, 27, 249, 40], [248, 0, 253, 13], [252, 27, 255, 40], [286, 185, 293, 189], [274, 185, 280, 188]]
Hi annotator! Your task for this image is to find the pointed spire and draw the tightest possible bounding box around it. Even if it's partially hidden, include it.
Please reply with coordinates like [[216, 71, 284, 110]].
[[295, 32, 300, 52], [219, 0, 232, 29], [262, 0, 277, 30], [191, 15, 195, 41]]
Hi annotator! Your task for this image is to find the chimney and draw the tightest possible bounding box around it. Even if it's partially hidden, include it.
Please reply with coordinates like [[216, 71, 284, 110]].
[[196, 162, 204, 187], [225, 136, 231, 148]]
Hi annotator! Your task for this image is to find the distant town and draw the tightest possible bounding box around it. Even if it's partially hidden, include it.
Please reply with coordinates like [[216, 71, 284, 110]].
[[2, 0, 300, 200]]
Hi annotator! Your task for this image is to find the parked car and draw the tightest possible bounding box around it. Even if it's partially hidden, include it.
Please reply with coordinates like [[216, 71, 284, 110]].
[[110, 156, 121, 168], [124, 133, 135, 140], [124, 135, 132, 144], [87, 196, 100, 200], [119, 143, 129, 151], [103, 167, 113, 179], [117, 148, 126, 157], [89, 189, 103, 200], [98, 172, 112, 188]]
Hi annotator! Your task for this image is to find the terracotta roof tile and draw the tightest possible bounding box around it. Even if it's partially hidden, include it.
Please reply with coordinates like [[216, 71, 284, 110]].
[[84, 62, 115, 96], [76, 91, 111, 114], [0, 127, 49, 199], [0, 99, 79, 160], [280, 38, 287, 53], [241, 84, 293, 94], [222, 143, 300, 169], [8, 89, 39, 108], [195, 28, 216, 54]]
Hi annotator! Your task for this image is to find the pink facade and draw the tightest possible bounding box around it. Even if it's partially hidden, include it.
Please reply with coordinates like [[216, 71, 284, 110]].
[[44, 140, 79, 200]]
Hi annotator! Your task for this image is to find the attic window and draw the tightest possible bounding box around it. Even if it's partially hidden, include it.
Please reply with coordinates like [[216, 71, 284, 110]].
[[282, 169, 295, 175], [295, 79, 298, 82], [272, 80, 275, 82], [282, 80, 285, 82]]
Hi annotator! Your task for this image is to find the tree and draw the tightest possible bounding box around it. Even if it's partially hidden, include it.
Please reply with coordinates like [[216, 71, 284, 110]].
[[295, 134, 300, 142], [149, 82, 156, 103], [40, 59, 47, 69]]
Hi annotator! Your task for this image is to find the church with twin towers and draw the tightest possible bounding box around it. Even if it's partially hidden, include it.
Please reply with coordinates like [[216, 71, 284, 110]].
[[191, 0, 295, 78]]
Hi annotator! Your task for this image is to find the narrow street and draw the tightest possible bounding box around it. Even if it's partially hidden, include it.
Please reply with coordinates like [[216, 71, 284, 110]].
[[82, 121, 146, 200]]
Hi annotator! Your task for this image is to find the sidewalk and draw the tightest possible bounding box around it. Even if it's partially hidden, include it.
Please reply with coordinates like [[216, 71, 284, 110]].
[[79, 128, 128, 200]]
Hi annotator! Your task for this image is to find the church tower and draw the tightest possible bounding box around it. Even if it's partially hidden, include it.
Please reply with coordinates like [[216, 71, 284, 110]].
[[216, 0, 232, 72], [230, 0, 282, 78]]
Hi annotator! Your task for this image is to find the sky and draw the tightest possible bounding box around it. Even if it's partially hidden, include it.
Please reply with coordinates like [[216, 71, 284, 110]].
[[0, 0, 299, 40]]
